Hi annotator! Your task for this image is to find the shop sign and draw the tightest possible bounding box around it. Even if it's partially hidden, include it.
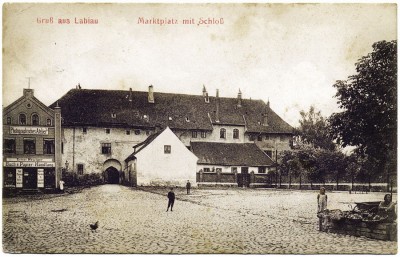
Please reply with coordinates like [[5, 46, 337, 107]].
[[37, 169, 44, 188], [4, 161, 55, 167], [16, 169, 23, 188], [6, 158, 53, 162], [10, 126, 48, 135]]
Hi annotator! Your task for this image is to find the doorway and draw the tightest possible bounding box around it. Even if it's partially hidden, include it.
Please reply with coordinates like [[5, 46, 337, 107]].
[[23, 168, 37, 189], [105, 167, 120, 184], [237, 167, 250, 187]]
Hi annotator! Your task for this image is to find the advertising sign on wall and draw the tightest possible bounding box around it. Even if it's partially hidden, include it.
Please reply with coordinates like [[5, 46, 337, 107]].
[[16, 169, 23, 188]]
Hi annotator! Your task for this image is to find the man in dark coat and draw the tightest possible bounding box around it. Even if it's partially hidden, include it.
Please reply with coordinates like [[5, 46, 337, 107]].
[[186, 180, 191, 195], [166, 188, 175, 212]]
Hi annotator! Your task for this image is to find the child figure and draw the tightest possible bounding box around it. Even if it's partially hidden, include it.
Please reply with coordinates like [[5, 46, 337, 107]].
[[317, 187, 329, 231], [317, 187, 328, 213]]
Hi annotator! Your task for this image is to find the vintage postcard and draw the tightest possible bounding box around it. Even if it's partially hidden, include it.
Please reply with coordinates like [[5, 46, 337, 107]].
[[2, 3, 397, 254]]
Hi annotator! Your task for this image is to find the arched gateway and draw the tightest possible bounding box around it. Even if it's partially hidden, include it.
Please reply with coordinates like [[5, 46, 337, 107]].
[[103, 159, 122, 184]]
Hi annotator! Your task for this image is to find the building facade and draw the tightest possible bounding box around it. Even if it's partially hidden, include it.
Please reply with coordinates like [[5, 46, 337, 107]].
[[124, 127, 198, 187], [3, 89, 62, 193], [51, 85, 293, 186]]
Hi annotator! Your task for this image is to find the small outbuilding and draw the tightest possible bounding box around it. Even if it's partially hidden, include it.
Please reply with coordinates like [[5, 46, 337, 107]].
[[124, 127, 198, 187], [191, 142, 275, 187]]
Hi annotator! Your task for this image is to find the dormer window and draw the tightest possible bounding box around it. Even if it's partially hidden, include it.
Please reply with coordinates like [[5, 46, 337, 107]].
[[143, 115, 149, 122], [19, 114, 26, 125], [111, 113, 117, 118], [168, 117, 172, 121], [185, 117, 190, 122]]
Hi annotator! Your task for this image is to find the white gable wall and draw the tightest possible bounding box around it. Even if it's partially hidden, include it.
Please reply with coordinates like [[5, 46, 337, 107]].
[[135, 127, 198, 187]]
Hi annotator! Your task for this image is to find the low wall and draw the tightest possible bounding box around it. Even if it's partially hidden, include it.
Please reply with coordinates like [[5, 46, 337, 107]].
[[320, 218, 397, 241]]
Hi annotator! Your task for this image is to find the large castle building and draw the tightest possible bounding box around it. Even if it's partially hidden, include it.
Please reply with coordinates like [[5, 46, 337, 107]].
[[51, 85, 293, 187], [3, 85, 293, 191]]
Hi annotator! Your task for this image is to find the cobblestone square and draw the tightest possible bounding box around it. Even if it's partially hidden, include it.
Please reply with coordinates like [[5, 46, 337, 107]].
[[2, 185, 397, 254]]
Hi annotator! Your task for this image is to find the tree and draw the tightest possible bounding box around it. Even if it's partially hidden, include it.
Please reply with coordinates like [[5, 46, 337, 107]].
[[297, 147, 318, 188], [329, 40, 397, 179], [315, 150, 347, 190], [278, 151, 301, 188], [296, 106, 336, 151]]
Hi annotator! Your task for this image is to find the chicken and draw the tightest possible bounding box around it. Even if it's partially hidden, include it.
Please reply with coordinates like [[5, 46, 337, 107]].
[[89, 221, 99, 232]]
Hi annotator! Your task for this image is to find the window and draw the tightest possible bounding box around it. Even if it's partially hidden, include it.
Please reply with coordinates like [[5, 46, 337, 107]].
[[24, 138, 36, 154], [192, 131, 197, 138], [135, 130, 140, 135], [231, 167, 237, 173], [164, 145, 171, 154], [47, 118, 52, 126], [6, 117, 11, 125], [43, 139, 55, 154], [126, 130, 130, 135], [265, 135, 270, 140], [146, 130, 150, 136], [111, 113, 117, 118], [258, 167, 266, 174], [203, 168, 211, 172], [32, 114, 39, 125], [101, 143, 111, 154], [186, 117, 190, 122], [233, 129, 239, 139], [4, 139, 16, 154], [83, 127, 87, 134], [280, 135, 284, 142], [77, 164, 84, 175], [168, 117, 172, 121], [257, 135, 263, 141], [220, 128, 226, 139], [61, 142, 64, 154], [19, 114, 26, 125], [201, 131, 206, 138], [264, 150, 273, 158], [249, 134, 256, 141], [105, 128, 110, 134]]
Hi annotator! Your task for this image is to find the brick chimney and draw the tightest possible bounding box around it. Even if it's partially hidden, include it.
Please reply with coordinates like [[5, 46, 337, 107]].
[[237, 89, 242, 107], [215, 89, 220, 123], [148, 85, 154, 103], [262, 100, 269, 126], [203, 85, 209, 103]]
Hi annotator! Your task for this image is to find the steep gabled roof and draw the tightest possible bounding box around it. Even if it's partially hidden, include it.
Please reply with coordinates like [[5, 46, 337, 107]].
[[190, 142, 275, 167], [50, 88, 293, 133]]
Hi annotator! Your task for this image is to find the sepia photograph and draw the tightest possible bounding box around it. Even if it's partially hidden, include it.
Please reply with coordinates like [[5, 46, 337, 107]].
[[2, 2, 397, 254]]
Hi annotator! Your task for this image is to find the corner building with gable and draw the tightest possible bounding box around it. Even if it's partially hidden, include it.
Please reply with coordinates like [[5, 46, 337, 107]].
[[3, 89, 62, 193], [52, 85, 294, 187]]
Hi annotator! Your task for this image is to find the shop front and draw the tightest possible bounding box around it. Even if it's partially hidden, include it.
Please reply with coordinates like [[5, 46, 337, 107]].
[[3, 157, 56, 193]]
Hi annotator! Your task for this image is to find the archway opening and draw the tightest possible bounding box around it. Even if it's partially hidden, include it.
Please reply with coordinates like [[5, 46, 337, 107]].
[[105, 167, 120, 184]]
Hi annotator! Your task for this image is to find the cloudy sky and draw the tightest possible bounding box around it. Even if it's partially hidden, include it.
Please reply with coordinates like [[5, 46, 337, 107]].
[[2, 3, 396, 127]]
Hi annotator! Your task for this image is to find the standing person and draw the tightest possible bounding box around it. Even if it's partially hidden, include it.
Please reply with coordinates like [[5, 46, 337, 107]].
[[166, 187, 175, 212], [317, 187, 328, 213], [186, 180, 191, 195], [59, 180, 65, 193], [317, 187, 329, 231]]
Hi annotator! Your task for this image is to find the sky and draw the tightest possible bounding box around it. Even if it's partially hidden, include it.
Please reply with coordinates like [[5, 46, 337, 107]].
[[2, 3, 397, 127]]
